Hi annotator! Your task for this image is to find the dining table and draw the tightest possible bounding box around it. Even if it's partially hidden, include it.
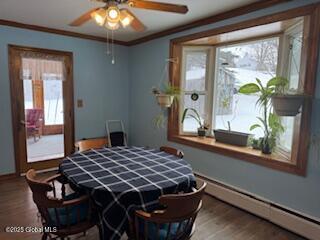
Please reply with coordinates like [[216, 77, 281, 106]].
[[59, 146, 196, 240]]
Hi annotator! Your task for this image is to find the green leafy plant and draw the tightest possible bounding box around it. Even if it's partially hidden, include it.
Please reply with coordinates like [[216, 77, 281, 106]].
[[268, 76, 288, 95], [181, 108, 209, 129], [153, 113, 167, 129], [239, 77, 285, 153], [269, 76, 305, 95], [152, 82, 181, 98], [249, 137, 262, 150], [220, 96, 239, 131]]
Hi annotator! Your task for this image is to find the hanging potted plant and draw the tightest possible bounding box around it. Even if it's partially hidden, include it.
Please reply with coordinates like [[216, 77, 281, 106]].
[[239, 77, 285, 154], [269, 77, 306, 116], [152, 82, 180, 108], [181, 108, 209, 137]]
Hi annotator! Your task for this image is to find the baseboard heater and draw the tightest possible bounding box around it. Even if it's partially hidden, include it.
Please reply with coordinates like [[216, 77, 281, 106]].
[[195, 172, 320, 240]]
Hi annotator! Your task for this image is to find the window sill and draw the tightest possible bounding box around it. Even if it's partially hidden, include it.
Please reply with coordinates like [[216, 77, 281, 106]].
[[168, 135, 304, 175]]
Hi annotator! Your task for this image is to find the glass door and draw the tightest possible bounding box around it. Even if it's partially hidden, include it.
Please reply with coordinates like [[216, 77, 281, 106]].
[[23, 77, 65, 163], [9, 45, 74, 173]]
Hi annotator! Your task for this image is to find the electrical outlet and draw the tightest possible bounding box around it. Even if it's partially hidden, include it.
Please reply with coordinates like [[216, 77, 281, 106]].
[[77, 99, 83, 108]]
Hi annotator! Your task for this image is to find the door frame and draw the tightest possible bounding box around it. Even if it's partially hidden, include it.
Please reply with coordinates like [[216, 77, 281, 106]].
[[8, 45, 75, 174]]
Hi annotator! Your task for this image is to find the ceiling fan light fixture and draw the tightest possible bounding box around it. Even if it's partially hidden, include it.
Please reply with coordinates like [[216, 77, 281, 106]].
[[120, 10, 134, 28], [91, 8, 106, 26], [105, 21, 120, 30], [106, 5, 120, 23]]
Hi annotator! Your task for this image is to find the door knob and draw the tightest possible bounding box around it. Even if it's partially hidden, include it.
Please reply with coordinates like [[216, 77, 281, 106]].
[[20, 120, 26, 126]]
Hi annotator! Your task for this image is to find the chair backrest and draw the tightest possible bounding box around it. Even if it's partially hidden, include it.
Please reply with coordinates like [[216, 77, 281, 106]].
[[25, 169, 92, 232], [106, 120, 127, 147], [26, 170, 64, 222], [134, 181, 206, 240], [160, 146, 184, 158], [76, 138, 108, 152], [26, 108, 43, 126]]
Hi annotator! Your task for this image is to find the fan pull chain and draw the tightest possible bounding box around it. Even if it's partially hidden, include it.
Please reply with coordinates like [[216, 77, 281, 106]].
[[111, 29, 115, 64], [106, 29, 111, 55]]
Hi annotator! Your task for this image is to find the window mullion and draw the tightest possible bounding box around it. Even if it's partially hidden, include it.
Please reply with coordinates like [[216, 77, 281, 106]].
[[206, 47, 215, 136]]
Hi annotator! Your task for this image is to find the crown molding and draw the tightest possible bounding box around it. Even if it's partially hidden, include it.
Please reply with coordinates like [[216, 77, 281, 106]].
[[127, 0, 291, 45], [0, 19, 129, 46], [0, 0, 290, 47]]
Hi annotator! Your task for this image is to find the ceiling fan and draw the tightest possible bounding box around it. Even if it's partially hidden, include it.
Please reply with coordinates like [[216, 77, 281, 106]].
[[69, 0, 189, 32]]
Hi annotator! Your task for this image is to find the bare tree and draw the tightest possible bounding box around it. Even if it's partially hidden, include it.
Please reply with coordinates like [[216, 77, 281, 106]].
[[186, 52, 206, 71], [252, 39, 278, 74]]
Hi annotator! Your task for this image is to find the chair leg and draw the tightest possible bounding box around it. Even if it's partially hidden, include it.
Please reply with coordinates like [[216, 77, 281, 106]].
[[98, 224, 103, 240], [61, 184, 66, 199], [42, 233, 48, 240]]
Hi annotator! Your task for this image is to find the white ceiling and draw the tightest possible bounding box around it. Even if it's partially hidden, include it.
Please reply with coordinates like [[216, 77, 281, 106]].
[[0, 0, 257, 42]]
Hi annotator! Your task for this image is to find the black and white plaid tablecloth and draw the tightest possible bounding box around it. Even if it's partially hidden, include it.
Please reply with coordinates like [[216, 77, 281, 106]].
[[59, 146, 196, 240]]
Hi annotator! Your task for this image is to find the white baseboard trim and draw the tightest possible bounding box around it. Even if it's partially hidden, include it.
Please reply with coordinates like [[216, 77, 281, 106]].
[[20, 167, 58, 176], [195, 172, 320, 240]]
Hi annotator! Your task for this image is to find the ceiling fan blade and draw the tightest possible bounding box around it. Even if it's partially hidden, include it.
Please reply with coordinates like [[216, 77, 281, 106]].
[[69, 8, 99, 26], [128, 0, 188, 14], [124, 9, 146, 32]]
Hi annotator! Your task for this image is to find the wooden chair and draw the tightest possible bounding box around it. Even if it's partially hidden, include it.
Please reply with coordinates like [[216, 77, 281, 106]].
[[130, 181, 206, 240], [160, 146, 184, 158], [25, 169, 96, 240], [75, 137, 108, 152]]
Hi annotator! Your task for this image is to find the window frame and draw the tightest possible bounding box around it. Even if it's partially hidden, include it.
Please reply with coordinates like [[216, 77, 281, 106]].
[[211, 36, 282, 137], [180, 46, 214, 135], [167, 4, 320, 176], [276, 21, 303, 156], [180, 35, 282, 136]]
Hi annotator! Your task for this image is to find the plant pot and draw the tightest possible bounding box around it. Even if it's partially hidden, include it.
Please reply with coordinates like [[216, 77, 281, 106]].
[[156, 94, 174, 108], [214, 129, 250, 146], [261, 138, 272, 154], [197, 128, 206, 137], [271, 94, 304, 116]]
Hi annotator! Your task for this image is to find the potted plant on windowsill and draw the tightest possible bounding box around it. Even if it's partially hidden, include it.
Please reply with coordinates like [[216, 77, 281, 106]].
[[214, 121, 251, 147], [269, 77, 306, 116], [181, 108, 209, 137], [239, 77, 285, 154], [250, 137, 263, 150], [213, 95, 251, 146], [152, 82, 181, 108]]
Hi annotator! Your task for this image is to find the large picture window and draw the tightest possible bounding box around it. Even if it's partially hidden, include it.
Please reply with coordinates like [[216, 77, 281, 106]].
[[168, 5, 320, 175], [180, 35, 300, 154]]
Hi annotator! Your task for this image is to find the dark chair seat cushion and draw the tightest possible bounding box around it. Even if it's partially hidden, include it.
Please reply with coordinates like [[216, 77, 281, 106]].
[[110, 131, 125, 147], [139, 220, 189, 240], [47, 193, 89, 227]]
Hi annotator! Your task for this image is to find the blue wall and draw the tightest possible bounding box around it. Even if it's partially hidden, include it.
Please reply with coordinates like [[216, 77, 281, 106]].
[[0, 0, 319, 220], [128, 0, 320, 219], [0, 26, 129, 175]]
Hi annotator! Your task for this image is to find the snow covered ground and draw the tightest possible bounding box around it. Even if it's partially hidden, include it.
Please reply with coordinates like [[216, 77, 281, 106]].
[[183, 67, 274, 138], [227, 67, 274, 89], [183, 94, 264, 138], [25, 99, 64, 125]]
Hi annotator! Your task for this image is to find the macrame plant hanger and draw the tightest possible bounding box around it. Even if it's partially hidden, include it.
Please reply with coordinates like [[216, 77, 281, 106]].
[[153, 58, 178, 129], [157, 58, 177, 90]]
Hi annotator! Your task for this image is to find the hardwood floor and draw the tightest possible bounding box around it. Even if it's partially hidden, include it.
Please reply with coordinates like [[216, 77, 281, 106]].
[[0, 174, 305, 240]]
